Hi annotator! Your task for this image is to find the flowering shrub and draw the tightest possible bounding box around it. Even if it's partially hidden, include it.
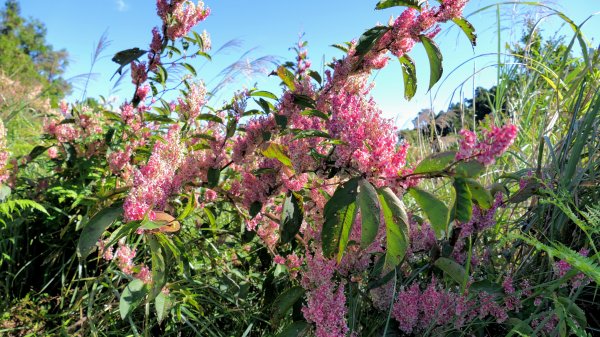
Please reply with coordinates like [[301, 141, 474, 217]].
[[2, 0, 598, 336]]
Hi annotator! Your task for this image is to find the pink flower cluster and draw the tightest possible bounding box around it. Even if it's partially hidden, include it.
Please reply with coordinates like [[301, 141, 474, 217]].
[[98, 240, 153, 284], [108, 146, 133, 174], [274, 253, 303, 278], [392, 279, 463, 334], [156, 0, 210, 40], [392, 278, 512, 334], [43, 118, 80, 143], [131, 61, 148, 86], [326, 88, 408, 187], [554, 248, 591, 289], [456, 124, 518, 165], [301, 250, 348, 337], [123, 125, 185, 222], [382, 0, 468, 58], [178, 81, 207, 121]]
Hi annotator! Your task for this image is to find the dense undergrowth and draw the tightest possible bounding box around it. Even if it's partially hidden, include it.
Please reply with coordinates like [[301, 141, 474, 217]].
[[0, 0, 599, 336]]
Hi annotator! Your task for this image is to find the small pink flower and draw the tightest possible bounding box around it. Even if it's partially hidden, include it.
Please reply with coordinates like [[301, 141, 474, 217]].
[[47, 147, 58, 159]]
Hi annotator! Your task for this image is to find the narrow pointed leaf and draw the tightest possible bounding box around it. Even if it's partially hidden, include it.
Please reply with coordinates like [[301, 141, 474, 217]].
[[119, 279, 147, 319], [399, 54, 417, 100], [262, 142, 293, 167], [355, 26, 390, 57], [277, 66, 296, 91], [378, 187, 409, 268], [322, 178, 360, 258], [453, 177, 473, 222], [375, 0, 422, 10], [280, 192, 304, 244], [357, 179, 381, 248], [452, 17, 477, 47], [272, 286, 306, 325], [77, 206, 123, 258], [155, 291, 171, 324], [419, 35, 443, 90]]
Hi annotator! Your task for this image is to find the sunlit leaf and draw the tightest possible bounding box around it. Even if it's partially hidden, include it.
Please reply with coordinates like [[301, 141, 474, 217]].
[[379, 187, 409, 268], [413, 151, 456, 174], [452, 17, 477, 47], [77, 206, 123, 258], [408, 188, 449, 238], [452, 177, 472, 222], [375, 0, 422, 10], [357, 179, 381, 248], [419, 35, 443, 90], [399, 54, 417, 100], [355, 26, 390, 57], [119, 279, 147, 319], [262, 142, 293, 167], [322, 178, 360, 258]]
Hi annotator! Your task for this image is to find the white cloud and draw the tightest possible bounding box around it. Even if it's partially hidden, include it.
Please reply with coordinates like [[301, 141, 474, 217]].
[[115, 0, 128, 12]]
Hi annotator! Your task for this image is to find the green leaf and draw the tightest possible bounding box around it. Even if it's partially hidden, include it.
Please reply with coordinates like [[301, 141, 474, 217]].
[[413, 151, 456, 174], [408, 188, 449, 238], [419, 35, 443, 90], [378, 187, 409, 269], [111, 47, 147, 76], [557, 296, 587, 329], [506, 318, 535, 336], [292, 129, 330, 140], [465, 179, 492, 209], [182, 62, 197, 76], [375, 0, 422, 10], [272, 286, 305, 325], [250, 90, 278, 100], [300, 109, 329, 120], [454, 160, 485, 177], [280, 192, 304, 244], [28, 145, 49, 161], [77, 206, 123, 258], [399, 54, 417, 100], [452, 178, 472, 222], [292, 94, 316, 109], [336, 202, 358, 263], [277, 66, 296, 91], [275, 321, 310, 337], [452, 17, 477, 47], [197, 113, 223, 123], [308, 70, 322, 84], [155, 291, 171, 324], [434, 257, 466, 285], [249, 201, 262, 218], [355, 26, 390, 57], [357, 179, 381, 248], [119, 279, 147, 320], [275, 114, 288, 129], [262, 142, 293, 167], [322, 178, 360, 258], [207, 167, 220, 188], [256, 98, 272, 114], [148, 235, 166, 299]]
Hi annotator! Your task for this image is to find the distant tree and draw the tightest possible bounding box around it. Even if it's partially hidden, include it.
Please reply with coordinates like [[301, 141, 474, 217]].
[[0, 0, 70, 102]]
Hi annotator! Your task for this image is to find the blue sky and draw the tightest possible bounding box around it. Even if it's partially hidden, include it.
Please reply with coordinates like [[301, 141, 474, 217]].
[[19, 0, 600, 128]]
